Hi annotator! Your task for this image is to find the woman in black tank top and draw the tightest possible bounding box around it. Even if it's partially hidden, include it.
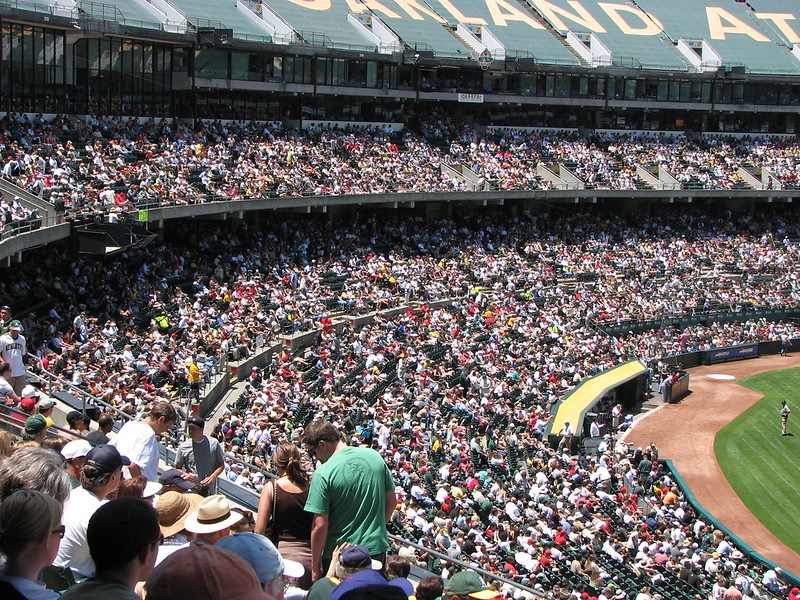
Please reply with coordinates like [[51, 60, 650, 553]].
[[255, 442, 313, 589]]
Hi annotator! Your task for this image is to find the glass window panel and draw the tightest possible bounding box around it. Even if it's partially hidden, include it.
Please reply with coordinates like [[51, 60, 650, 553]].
[[607, 77, 618, 99], [33, 29, 44, 64], [121, 41, 133, 75], [332, 59, 346, 86], [195, 49, 228, 79], [779, 85, 792, 105], [1, 25, 10, 64], [679, 81, 690, 102], [624, 79, 636, 100], [314, 58, 328, 85], [248, 53, 264, 81], [657, 81, 668, 101], [701, 82, 711, 103], [143, 44, 153, 75], [545, 74, 555, 97], [383, 65, 400, 90], [348, 61, 366, 86], [284, 57, 295, 83], [23, 27, 34, 63], [668, 80, 680, 102], [689, 81, 702, 102], [109, 39, 121, 71], [54, 34, 65, 68], [86, 39, 99, 74], [594, 77, 605, 99], [717, 82, 730, 104], [732, 82, 744, 104], [578, 76, 588, 97], [10, 25, 23, 63], [43, 32, 54, 65], [231, 52, 248, 80], [99, 39, 111, 72], [555, 74, 570, 97]]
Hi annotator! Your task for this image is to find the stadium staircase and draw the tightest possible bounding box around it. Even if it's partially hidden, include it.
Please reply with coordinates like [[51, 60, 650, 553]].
[[450, 27, 475, 58]]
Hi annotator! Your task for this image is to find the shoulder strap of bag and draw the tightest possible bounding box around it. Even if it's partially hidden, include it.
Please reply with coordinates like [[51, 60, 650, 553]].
[[269, 478, 279, 543]]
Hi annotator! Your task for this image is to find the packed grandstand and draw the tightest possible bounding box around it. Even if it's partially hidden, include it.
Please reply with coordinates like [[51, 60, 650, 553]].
[[2, 199, 800, 598], [3, 0, 800, 598]]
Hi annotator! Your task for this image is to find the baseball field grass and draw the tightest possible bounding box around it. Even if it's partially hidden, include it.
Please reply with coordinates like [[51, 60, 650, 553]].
[[714, 367, 800, 555]]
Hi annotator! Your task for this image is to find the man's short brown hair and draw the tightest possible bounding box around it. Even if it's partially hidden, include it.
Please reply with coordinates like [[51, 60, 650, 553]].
[[300, 420, 341, 447], [149, 401, 177, 423]]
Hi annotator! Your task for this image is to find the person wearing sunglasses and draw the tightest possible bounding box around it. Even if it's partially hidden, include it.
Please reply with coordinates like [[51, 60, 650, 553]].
[[0, 489, 63, 599], [60, 497, 161, 600]]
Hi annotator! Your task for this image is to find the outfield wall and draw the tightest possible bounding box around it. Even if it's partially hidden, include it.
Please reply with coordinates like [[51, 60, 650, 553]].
[[661, 339, 795, 369], [664, 459, 800, 585]]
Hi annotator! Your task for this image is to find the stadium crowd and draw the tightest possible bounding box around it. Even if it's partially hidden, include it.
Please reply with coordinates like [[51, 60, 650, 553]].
[[0, 203, 798, 598], [5, 113, 800, 226], [5, 206, 800, 408]]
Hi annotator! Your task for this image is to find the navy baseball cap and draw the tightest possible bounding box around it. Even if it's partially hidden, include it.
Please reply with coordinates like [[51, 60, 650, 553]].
[[159, 468, 194, 491], [339, 545, 382, 570], [85, 444, 130, 473]]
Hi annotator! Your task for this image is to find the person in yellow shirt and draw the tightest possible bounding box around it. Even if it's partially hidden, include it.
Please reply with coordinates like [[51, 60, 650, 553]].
[[187, 356, 201, 403]]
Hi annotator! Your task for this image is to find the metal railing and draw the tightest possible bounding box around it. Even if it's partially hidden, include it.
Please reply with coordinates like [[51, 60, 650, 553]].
[[29, 353, 273, 477]]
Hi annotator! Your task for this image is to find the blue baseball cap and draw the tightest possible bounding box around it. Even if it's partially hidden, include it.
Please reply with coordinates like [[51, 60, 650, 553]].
[[331, 569, 393, 600], [389, 577, 414, 598], [216, 533, 305, 584]]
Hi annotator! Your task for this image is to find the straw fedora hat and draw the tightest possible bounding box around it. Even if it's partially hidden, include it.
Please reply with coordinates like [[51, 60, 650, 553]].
[[184, 494, 243, 535], [157, 491, 203, 538]]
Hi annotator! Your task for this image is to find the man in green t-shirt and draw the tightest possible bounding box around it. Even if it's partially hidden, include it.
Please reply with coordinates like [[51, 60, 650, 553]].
[[302, 420, 396, 583]]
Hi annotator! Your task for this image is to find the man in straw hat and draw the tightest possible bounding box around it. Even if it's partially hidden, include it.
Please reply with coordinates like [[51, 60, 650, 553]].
[[155, 490, 203, 564], [183, 494, 242, 545]]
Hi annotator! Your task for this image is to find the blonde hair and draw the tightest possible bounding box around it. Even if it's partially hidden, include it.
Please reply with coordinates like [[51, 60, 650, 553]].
[[0, 490, 61, 566], [0, 431, 16, 458], [272, 442, 309, 489]]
